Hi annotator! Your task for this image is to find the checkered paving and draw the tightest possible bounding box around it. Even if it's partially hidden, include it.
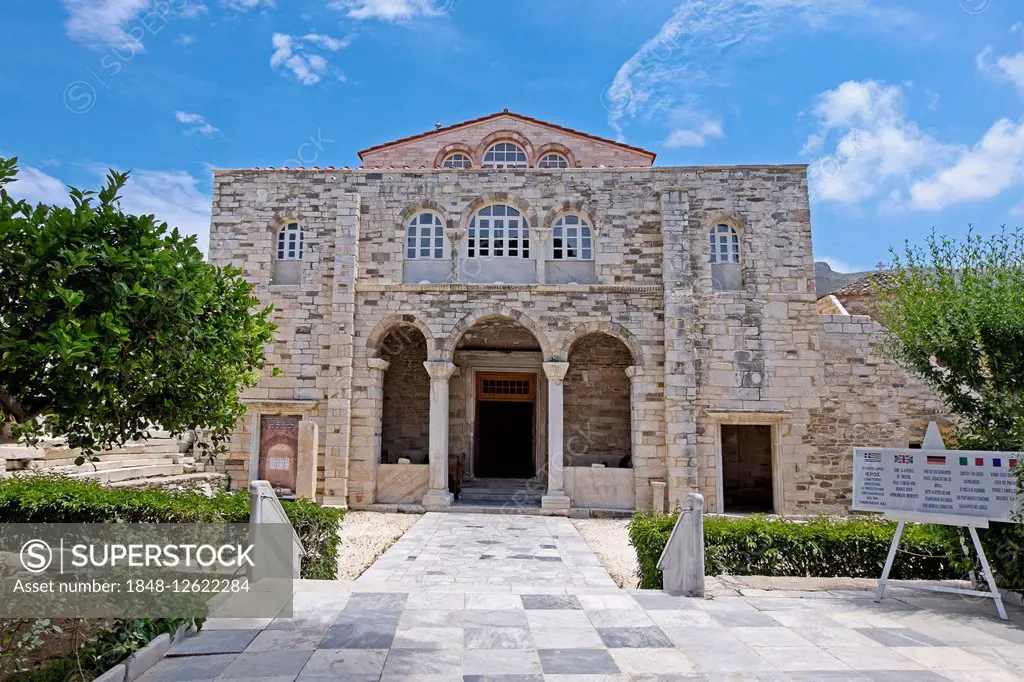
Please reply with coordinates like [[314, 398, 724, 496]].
[[141, 514, 1024, 681]]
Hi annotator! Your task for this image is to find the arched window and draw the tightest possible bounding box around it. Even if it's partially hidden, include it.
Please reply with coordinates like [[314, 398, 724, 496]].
[[406, 212, 445, 260], [441, 152, 472, 169], [482, 142, 528, 168], [276, 222, 304, 260], [552, 215, 593, 260], [709, 224, 740, 264], [538, 153, 569, 169], [468, 205, 530, 258]]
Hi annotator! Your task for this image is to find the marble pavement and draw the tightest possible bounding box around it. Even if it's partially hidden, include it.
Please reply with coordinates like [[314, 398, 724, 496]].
[[140, 513, 1024, 681]]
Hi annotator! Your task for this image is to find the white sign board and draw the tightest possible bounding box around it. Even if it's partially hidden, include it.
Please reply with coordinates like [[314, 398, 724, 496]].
[[853, 448, 1021, 522]]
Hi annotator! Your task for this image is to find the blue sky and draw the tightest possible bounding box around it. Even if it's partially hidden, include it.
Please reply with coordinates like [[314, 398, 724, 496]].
[[1, 0, 1022, 268]]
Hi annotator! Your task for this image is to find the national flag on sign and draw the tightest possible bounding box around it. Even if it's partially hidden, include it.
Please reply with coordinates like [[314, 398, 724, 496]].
[[863, 452, 881, 463], [895, 454, 914, 464], [1012, 458, 1019, 469], [975, 457, 985, 467], [926, 455, 946, 465], [959, 456, 968, 466], [993, 458, 1003, 467]]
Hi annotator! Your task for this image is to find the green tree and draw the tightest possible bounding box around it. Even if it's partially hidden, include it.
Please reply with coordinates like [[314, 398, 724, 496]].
[[874, 227, 1024, 588], [875, 227, 1024, 451], [0, 157, 276, 459]]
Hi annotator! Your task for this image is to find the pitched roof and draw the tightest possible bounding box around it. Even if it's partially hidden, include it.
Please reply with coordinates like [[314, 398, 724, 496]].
[[831, 271, 896, 298], [357, 110, 657, 161]]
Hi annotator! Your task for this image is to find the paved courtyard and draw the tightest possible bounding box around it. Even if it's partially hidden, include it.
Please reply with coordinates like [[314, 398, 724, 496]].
[[141, 513, 1024, 681]]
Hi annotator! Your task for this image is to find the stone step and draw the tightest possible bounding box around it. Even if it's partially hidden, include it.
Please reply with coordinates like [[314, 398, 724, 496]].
[[0, 446, 44, 461], [462, 478, 543, 491], [67, 463, 185, 484], [43, 458, 177, 474], [107, 472, 228, 489], [457, 488, 544, 507], [105, 442, 182, 456], [27, 452, 182, 469]]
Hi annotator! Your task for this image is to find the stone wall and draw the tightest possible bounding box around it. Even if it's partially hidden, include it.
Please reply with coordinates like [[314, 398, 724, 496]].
[[360, 114, 655, 169], [801, 314, 947, 511], [380, 326, 430, 464], [564, 334, 633, 467], [208, 164, 834, 511]]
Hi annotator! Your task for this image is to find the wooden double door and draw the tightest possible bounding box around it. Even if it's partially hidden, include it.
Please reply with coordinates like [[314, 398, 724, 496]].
[[474, 372, 536, 479]]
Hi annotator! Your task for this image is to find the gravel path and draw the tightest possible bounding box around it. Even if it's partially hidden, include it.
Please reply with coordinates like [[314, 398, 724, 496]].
[[336, 511, 420, 580], [570, 517, 639, 589]]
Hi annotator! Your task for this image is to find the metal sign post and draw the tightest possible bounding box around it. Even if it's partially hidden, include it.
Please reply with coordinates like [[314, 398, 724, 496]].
[[854, 423, 1019, 621], [874, 511, 1006, 620]]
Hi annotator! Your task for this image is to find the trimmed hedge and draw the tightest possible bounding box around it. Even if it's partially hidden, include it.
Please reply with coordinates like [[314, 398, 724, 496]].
[[628, 512, 963, 589], [0, 476, 343, 580]]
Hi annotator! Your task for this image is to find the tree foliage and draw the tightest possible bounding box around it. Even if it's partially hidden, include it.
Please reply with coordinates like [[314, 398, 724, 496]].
[[874, 227, 1024, 589], [874, 227, 1024, 452], [0, 157, 276, 457]]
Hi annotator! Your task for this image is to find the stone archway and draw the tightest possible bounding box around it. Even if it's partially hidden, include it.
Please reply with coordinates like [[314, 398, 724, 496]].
[[447, 315, 548, 490], [378, 324, 430, 465], [563, 333, 634, 467]]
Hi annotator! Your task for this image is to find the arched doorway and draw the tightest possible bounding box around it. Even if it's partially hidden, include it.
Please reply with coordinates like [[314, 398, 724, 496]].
[[450, 316, 546, 484], [564, 333, 634, 467], [379, 325, 430, 464]]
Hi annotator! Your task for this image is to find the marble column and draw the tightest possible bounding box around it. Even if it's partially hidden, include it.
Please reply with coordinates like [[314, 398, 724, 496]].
[[532, 230, 548, 284], [422, 361, 457, 509], [542, 361, 571, 512], [625, 365, 646, 510]]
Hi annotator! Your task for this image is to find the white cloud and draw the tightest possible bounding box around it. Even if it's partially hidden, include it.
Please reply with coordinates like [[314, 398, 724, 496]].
[[270, 33, 347, 85], [220, 0, 273, 10], [61, 0, 205, 49], [802, 80, 952, 204], [6, 165, 72, 207], [664, 119, 724, 148], [116, 169, 211, 251], [977, 45, 1024, 96], [606, 0, 919, 144], [62, 0, 151, 49], [805, 79, 1024, 212], [174, 111, 220, 137], [330, 0, 437, 21], [4, 163, 210, 252], [909, 118, 1024, 211], [174, 34, 196, 45], [303, 32, 354, 51]]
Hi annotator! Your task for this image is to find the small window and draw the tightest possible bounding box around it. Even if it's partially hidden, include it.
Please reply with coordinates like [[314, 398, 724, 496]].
[[441, 152, 472, 169], [406, 212, 445, 260], [276, 223, 304, 261], [468, 205, 530, 258], [709, 224, 740, 264], [482, 142, 528, 168], [552, 214, 593, 260], [538, 153, 569, 169]]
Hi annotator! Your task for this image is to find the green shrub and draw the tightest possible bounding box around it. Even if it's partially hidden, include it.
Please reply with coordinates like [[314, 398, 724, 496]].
[[628, 512, 964, 590], [0, 476, 343, 580]]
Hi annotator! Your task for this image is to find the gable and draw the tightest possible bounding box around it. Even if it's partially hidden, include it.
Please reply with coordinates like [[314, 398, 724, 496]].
[[359, 112, 656, 169]]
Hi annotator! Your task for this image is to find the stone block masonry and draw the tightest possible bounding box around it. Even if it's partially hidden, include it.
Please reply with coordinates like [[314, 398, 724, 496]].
[[208, 154, 948, 514]]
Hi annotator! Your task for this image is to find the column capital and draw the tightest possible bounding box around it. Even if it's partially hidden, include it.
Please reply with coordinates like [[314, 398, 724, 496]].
[[445, 227, 466, 243], [625, 365, 645, 380], [532, 229, 551, 245], [367, 358, 390, 372], [423, 361, 458, 381], [543, 361, 570, 383]]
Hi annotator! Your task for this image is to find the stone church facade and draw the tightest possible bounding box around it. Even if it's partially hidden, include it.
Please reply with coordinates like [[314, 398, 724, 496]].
[[208, 111, 945, 514]]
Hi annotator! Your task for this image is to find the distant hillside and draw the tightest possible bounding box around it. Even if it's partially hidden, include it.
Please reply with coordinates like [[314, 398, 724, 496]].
[[814, 261, 871, 297]]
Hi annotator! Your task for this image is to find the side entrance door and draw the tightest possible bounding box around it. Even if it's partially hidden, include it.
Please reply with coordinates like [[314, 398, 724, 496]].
[[474, 372, 536, 479]]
